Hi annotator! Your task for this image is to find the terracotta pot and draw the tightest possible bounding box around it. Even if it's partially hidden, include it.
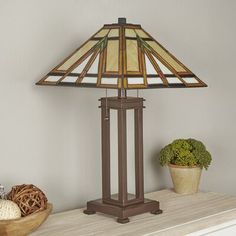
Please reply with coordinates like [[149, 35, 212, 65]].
[[168, 164, 202, 194]]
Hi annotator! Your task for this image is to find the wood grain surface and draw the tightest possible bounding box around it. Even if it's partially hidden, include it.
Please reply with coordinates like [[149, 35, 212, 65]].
[[31, 190, 236, 236]]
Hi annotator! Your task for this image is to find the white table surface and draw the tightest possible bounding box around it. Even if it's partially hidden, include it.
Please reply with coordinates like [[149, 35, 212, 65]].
[[31, 189, 236, 236]]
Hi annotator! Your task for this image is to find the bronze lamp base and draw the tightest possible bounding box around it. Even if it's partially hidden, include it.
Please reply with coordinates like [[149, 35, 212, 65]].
[[84, 197, 162, 223], [83, 96, 162, 223]]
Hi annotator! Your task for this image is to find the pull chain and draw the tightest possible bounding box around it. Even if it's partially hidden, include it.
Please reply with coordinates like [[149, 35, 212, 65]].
[[105, 89, 109, 121]]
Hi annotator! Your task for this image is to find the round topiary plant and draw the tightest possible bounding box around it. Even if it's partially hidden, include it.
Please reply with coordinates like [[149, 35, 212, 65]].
[[159, 139, 212, 170]]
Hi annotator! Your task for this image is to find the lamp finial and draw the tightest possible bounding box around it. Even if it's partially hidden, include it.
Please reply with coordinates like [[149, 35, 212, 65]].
[[118, 17, 126, 24]]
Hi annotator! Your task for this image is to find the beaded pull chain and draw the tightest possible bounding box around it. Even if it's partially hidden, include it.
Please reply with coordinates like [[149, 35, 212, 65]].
[[105, 89, 109, 121], [0, 184, 6, 199]]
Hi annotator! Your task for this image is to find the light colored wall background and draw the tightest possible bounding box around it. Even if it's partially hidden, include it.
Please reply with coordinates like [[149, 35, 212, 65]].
[[0, 0, 235, 213]]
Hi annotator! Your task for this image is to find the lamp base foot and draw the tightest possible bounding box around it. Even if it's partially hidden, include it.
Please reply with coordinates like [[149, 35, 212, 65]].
[[84, 198, 162, 223], [151, 209, 163, 215], [117, 217, 130, 224], [83, 209, 96, 215]]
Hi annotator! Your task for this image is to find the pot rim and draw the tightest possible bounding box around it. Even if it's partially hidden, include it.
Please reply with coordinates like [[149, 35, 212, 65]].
[[168, 163, 202, 169]]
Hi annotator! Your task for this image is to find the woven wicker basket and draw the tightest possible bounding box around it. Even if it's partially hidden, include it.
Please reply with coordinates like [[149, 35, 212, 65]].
[[0, 203, 52, 236]]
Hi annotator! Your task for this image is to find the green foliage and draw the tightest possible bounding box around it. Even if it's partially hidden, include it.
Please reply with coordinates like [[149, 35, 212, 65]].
[[159, 144, 173, 166], [159, 139, 212, 170]]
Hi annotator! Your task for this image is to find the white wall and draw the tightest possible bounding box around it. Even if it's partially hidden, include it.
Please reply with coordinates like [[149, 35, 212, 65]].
[[0, 0, 235, 212]]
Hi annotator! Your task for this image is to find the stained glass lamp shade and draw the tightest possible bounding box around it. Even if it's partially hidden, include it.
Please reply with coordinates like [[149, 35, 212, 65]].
[[36, 18, 207, 223], [36, 20, 206, 89]]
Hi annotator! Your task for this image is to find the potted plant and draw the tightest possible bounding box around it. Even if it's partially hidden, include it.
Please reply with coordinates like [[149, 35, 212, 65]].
[[159, 139, 212, 194]]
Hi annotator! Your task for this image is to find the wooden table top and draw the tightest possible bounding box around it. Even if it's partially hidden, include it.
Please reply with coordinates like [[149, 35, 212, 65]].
[[31, 189, 236, 236]]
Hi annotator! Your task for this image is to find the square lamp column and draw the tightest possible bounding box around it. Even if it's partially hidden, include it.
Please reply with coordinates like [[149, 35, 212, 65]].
[[36, 18, 207, 223]]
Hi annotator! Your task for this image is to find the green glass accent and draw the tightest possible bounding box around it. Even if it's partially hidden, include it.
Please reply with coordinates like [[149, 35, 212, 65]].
[[96, 35, 108, 52], [136, 34, 152, 52]]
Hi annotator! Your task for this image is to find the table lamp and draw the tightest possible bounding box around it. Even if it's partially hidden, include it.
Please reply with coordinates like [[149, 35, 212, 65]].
[[36, 18, 207, 223]]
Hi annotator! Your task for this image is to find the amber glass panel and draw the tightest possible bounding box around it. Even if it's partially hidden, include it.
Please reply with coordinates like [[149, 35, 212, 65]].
[[81, 77, 97, 83], [145, 54, 158, 74], [127, 77, 144, 84], [45, 76, 61, 82], [147, 77, 163, 84], [125, 29, 136, 37], [62, 76, 77, 83], [108, 29, 119, 37], [126, 40, 139, 72], [106, 40, 119, 72], [94, 29, 109, 37], [72, 54, 92, 73], [87, 54, 99, 74], [146, 41, 186, 72], [135, 29, 149, 38], [58, 40, 98, 71], [182, 77, 199, 84], [167, 77, 183, 84], [153, 55, 173, 74], [101, 78, 118, 85]]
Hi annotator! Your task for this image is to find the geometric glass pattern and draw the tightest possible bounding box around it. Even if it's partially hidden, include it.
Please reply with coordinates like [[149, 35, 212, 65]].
[[36, 20, 207, 89]]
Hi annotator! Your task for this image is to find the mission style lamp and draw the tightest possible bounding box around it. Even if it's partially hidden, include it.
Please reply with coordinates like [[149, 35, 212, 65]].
[[36, 18, 207, 223]]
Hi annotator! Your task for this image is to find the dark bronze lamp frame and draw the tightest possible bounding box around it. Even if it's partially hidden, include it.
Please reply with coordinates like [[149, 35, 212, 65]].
[[84, 92, 162, 223]]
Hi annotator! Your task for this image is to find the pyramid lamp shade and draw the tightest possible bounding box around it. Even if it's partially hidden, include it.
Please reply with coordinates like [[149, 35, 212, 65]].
[[36, 18, 206, 90], [36, 18, 207, 223]]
